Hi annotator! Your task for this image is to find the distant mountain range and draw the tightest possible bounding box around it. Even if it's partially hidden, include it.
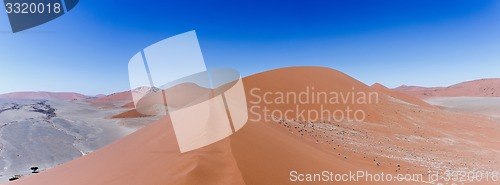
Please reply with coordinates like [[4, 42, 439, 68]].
[[1, 79, 499, 102], [0, 86, 162, 102], [0, 92, 89, 101], [394, 78, 500, 98]]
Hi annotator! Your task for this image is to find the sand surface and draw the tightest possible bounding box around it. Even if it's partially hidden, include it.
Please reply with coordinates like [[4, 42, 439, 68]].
[[394, 78, 500, 98], [3, 67, 500, 184], [426, 97, 500, 118], [0, 99, 157, 182]]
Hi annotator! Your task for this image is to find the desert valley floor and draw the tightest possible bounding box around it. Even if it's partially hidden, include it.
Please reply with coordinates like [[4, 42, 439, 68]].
[[0, 67, 498, 184], [0, 99, 158, 182]]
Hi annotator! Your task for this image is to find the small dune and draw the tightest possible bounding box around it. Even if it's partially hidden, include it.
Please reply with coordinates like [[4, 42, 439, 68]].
[[111, 109, 151, 118]]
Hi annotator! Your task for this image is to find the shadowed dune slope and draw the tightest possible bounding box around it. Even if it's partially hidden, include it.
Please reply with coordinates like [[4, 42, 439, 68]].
[[110, 109, 152, 118]]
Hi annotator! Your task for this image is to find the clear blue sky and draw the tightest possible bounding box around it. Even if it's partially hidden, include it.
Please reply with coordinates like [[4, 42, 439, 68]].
[[1, 0, 499, 95]]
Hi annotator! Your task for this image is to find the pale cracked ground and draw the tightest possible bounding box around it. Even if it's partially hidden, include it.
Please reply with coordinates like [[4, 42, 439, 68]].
[[0, 99, 158, 182]]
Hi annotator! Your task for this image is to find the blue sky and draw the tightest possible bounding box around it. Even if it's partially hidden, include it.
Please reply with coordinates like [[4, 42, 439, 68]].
[[0, 0, 499, 95]]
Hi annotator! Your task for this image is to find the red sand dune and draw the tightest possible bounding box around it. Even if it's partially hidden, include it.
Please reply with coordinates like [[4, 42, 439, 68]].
[[89, 91, 133, 108], [119, 101, 135, 108], [95, 94, 107, 98], [0, 91, 88, 100], [394, 78, 500, 98], [110, 109, 151, 118], [93, 91, 132, 102], [136, 83, 212, 111], [6, 67, 499, 185], [113, 82, 225, 118], [371, 83, 433, 108]]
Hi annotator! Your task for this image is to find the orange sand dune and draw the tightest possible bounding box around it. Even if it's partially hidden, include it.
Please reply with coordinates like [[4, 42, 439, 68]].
[[137, 82, 212, 111], [96, 91, 133, 101], [90, 91, 132, 108], [119, 101, 135, 108], [371, 83, 433, 108], [110, 109, 151, 118], [6, 67, 500, 185], [112, 82, 213, 118], [394, 78, 500, 98]]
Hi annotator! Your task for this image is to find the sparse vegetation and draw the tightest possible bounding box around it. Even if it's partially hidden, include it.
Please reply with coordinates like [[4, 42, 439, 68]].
[[9, 175, 21, 181], [31, 166, 39, 173]]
